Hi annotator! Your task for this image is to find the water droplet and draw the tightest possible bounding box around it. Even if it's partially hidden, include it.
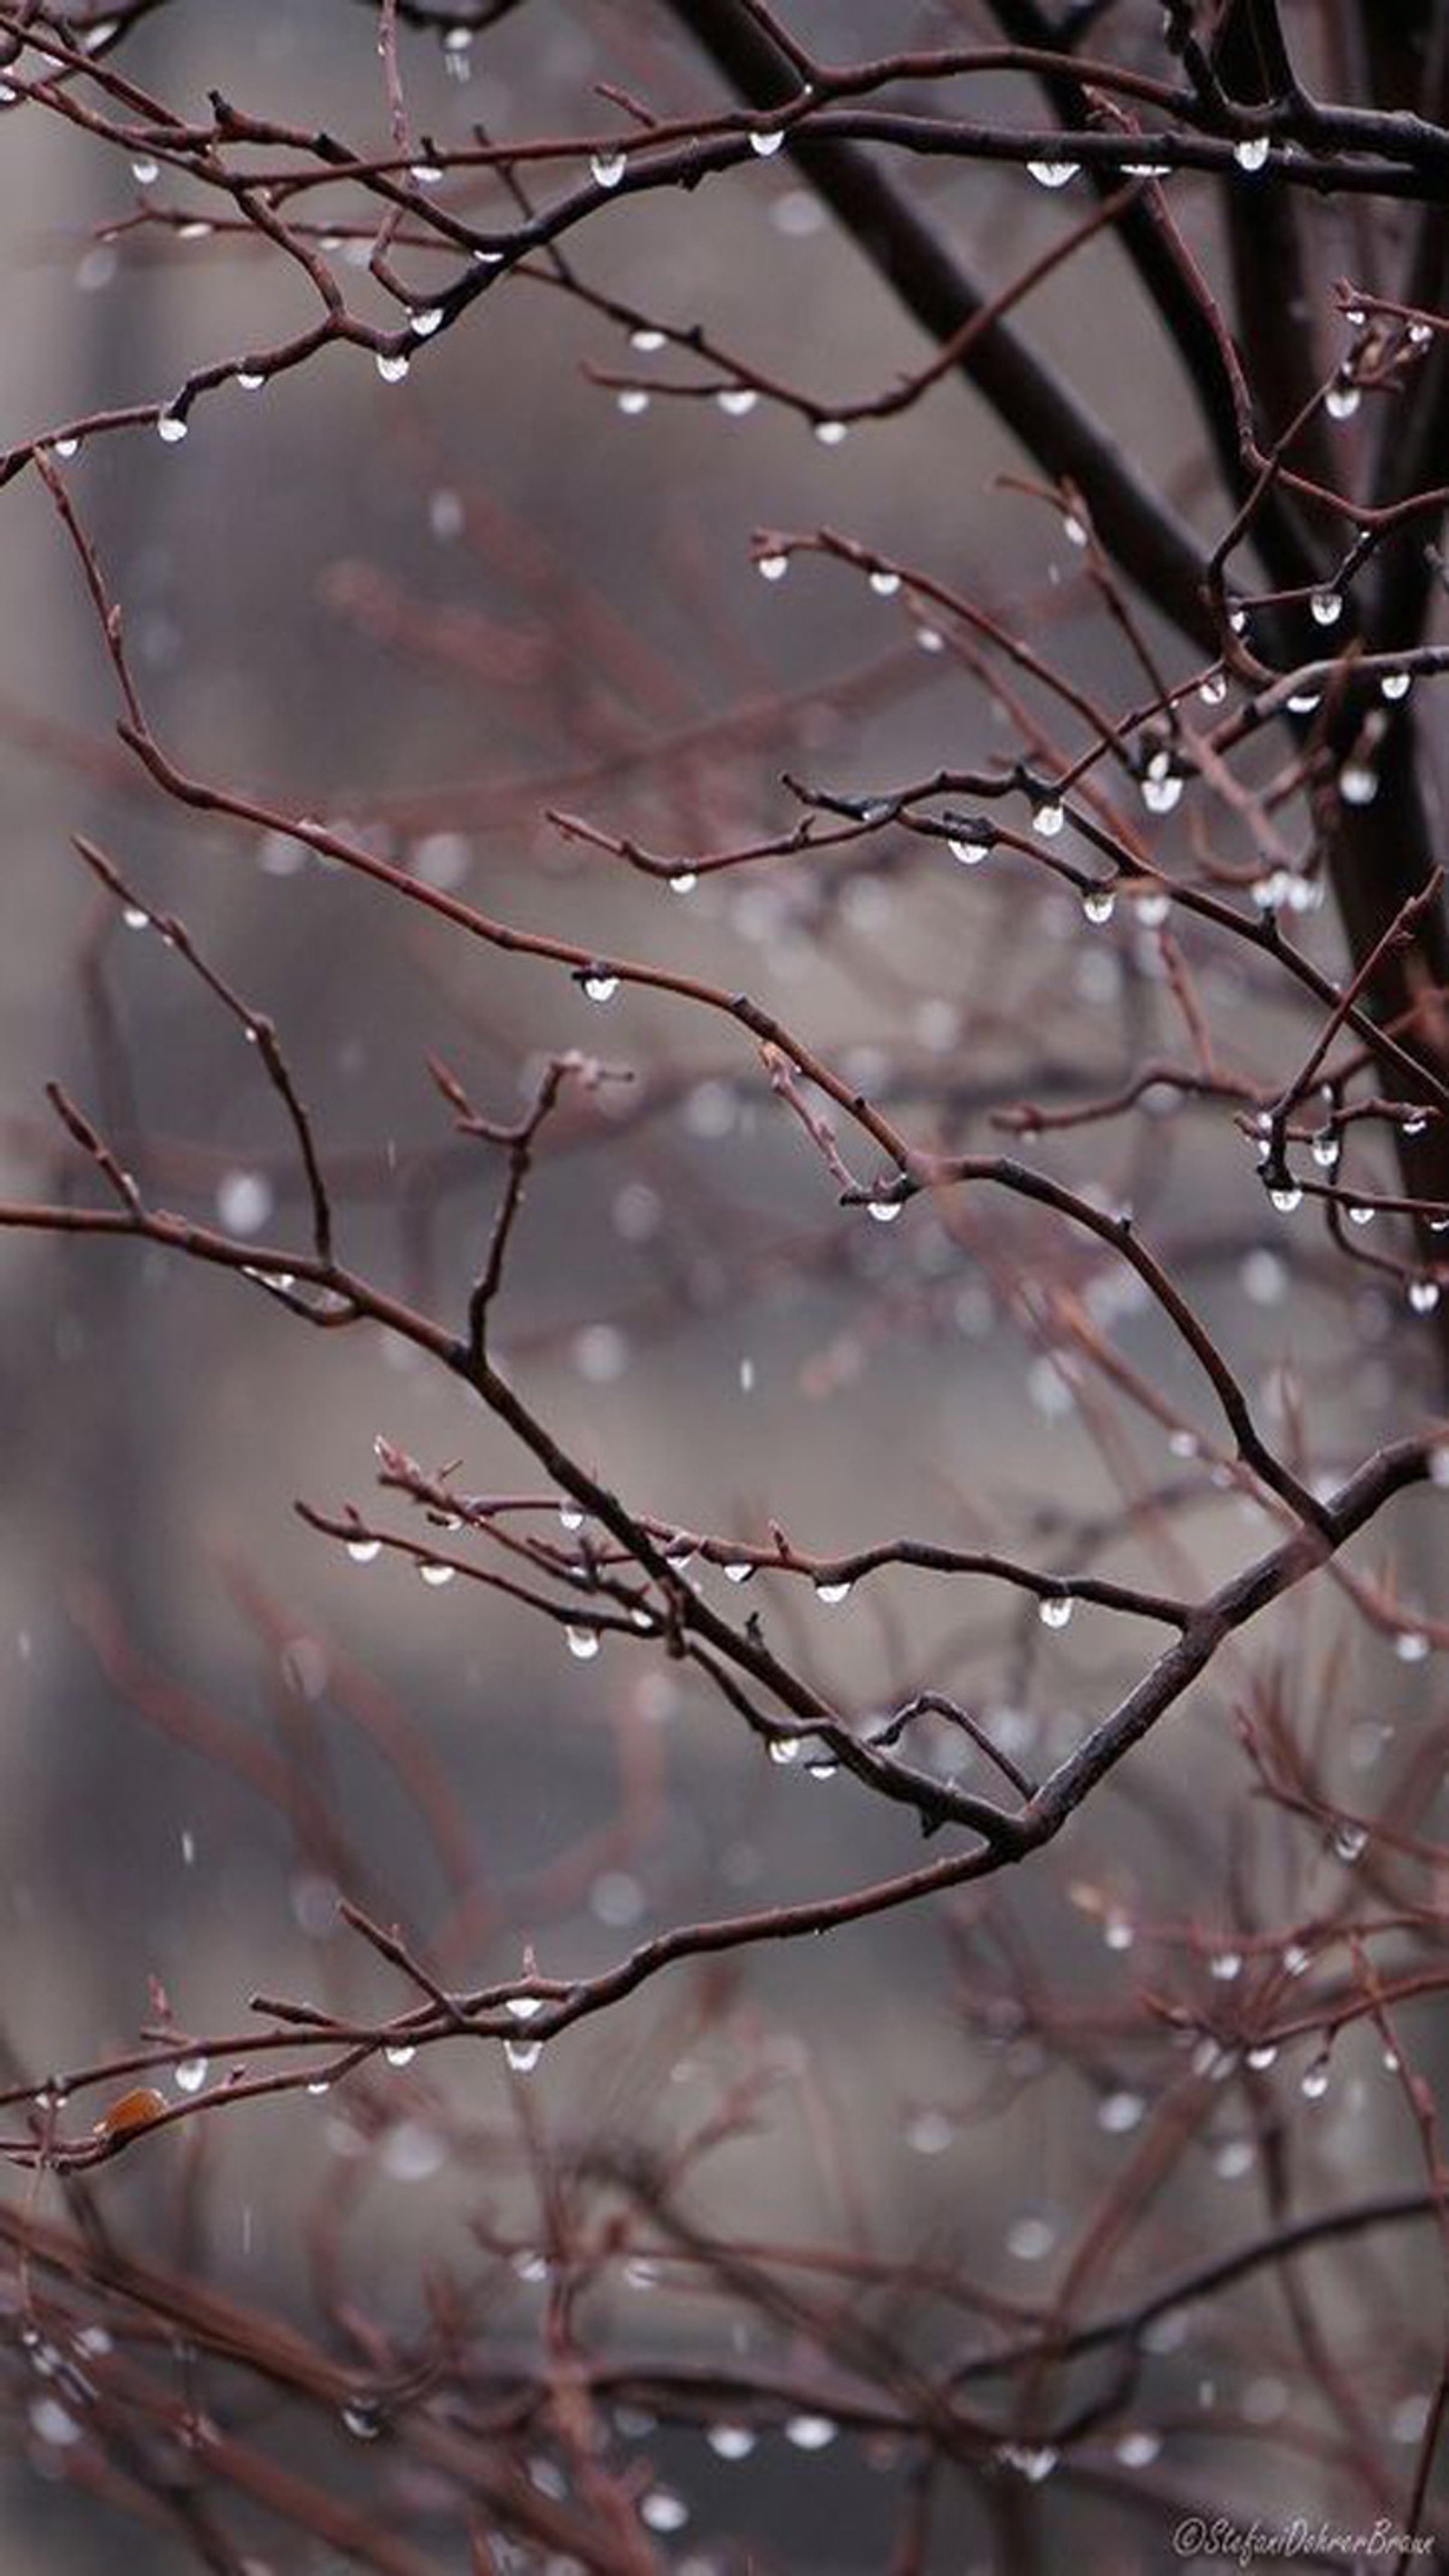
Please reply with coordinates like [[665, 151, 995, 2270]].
[[410, 306, 445, 338], [814, 1580, 851, 1606], [1269, 1185, 1301, 1215], [1300, 2057, 1330, 2100], [1395, 1630, 1430, 1664], [1032, 800, 1064, 838], [1283, 1942, 1310, 1977], [1246, 2043, 1278, 2071], [590, 149, 627, 189], [346, 1536, 381, 1565], [630, 326, 666, 353], [640, 2491, 688, 2534], [616, 387, 649, 417], [1007, 2213, 1057, 2262], [506, 1994, 543, 2023], [559, 1501, 585, 1533], [157, 410, 187, 444], [1339, 763, 1377, 806], [1332, 1821, 1367, 1863], [1310, 1132, 1340, 1170], [757, 551, 789, 582], [341, 2402, 380, 2440], [174, 2055, 207, 2095], [814, 418, 849, 448], [1062, 511, 1089, 547], [1233, 135, 1270, 172], [122, 904, 149, 931], [785, 2414, 837, 2451], [724, 1560, 753, 1585], [867, 1197, 902, 1224], [216, 1169, 273, 1236], [418, 1562, 455, 1588], [749, 124, 786, 157], [376, 351, 409, 383], [131, 157, 159, 187], [1135, 891, 1170, 928], [1381, 669, 1413, 700], [1104, 1913, 1136, 1953], [668, 870, 697, 893], [1209, 1951, 1243, 1982], [868, 569, 901, 598], [1287, 689, 1321, 715], [236, 370, 264, 393], [1213, 2138, 1255, 2180], [1116, 2428, 1163, 2468], [1038, 1592, 1074, 1629], [716, 387, 757, 418], [1325, 381, 1360, 420], [707, 2423, 756, 2460], [768, 1735, 801, 1765], [1409, 1279, 1441, 1315], [565, 1627, 600, 1660], [1310, 589, 1342, 628], [1027, 159, 1079, 187], [581, 970, 619, 1003], [1082, 888, 1116, 927], [1199, 669, 1228, 706], [384, 2043, 416, 2068], [1000, 2442, 1058, 2482], [1141, 770, 1183, 815], [1408, 321, 1433, 348], [306, 2078, 331, 2098], [504, 2035, 542, 2073], [1099, 2089, 1145, 2134]]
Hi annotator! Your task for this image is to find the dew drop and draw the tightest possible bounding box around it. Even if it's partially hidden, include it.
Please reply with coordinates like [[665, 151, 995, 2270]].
[[1395, 1630, 1430, 1665], [630, 326, 666, 352], [590, 149, 627, 189], [629, 2489, 688, 2545], [813, 418, 848, 446], [616, 387, 649, 417], [565, 1627, 600, 1661], [418, 1562, 455, 1588], [346, 1536, 381, 1565], [375, 351, 409, 383], [236, 370, 264, 392], [768, 1735, 801, 1765], [724, 1560, 753, 1584], [1310, 589, 1342, 628], [867, 1197, 902, 1224], [1006, 2213, 1057, 2262], [1198, 669, 1228, 706], [1233, 135, 1270, 172], [1038, 1591, 1074, 1630], [504, 2035, 542, 2073], [505, 1994, 543, 2023], [716, 387, 757, 418], [1381, 670, 1412, 701], [53, 436, 81, 459], [1082, 888, 1116, 927], [1339, 763, 1377, 806], [1099, 2089, 1145, 2134], [1409, 1279, 1441, 1315], [581, 970, 619, 1003], [707, 2423, 756, 2460], [341, 2403, 380, 2441], [131, 156, 159, 186], [384, 2043, 417, 2069], [868, 569, 901, 598], [1141, 770, 1183, 815], [757, 551, 789, 582], [1246, 2043, 1278, 2071], [157, 410, 188, 444], [1117, 2428, 1163, 2468], [1269, 1185, 1302, 1215], [1300, 2057, 1330, 2100], [1325, 381, 1360, 421], [785, 2414, 837, 2451], [1332, 1821, 1367, 1863], [410, 306, 445, 338], [174, 2056, 207, 2095], [669, 870, 697, 893], [216, 1169, 273, 1236], [814, 1580, 852, 1606], [1027, 159, 1079, 187]]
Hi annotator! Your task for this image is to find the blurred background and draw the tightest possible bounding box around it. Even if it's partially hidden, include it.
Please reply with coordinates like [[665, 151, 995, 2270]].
[[0, 4, 1445, 2567]]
